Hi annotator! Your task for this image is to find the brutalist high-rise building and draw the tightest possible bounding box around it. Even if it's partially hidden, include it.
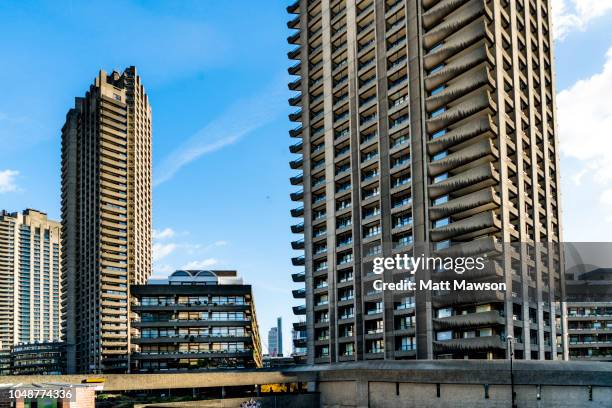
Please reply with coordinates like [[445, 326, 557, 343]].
[[0, 210, 62, 348], [61, 67, 152, 373], [288, 0, 565, 363]]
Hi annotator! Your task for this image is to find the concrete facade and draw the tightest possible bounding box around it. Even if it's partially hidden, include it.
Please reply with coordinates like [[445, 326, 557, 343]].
[[61, 67, 153, 373], [0, 361, 610, 407], [0, 209, 62, 353], [130, 270, 263, 371], [287, 0, 565, 364]]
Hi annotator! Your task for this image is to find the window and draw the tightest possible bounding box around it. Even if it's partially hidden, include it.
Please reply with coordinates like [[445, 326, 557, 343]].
[[432, 195, 448, 205], [436, 331, 452, 341]]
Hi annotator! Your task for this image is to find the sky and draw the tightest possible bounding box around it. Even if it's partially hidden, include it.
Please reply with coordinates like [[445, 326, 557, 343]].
[[0, 0, 611, 356]]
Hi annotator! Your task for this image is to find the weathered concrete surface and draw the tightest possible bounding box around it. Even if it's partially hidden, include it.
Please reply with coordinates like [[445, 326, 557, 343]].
[[287, 361, 612, 408], [0, 369, 297, 391], [287, 359, 612, 386]]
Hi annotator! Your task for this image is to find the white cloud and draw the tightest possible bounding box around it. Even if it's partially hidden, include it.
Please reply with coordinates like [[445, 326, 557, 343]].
[[557, 47, 612, 185], [0, 169, 19, 193], [182, 258, 219, 269], [152, 228, 175, 240], [153, 264, 174, 275], [552, 0, 612, 40], [153, 79, 287, 186], [153, 242, 177, 262], [601, 190, 612, 205]]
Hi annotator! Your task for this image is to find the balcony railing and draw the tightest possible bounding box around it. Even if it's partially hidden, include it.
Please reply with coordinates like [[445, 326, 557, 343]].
[[292, 256, 305, 266], [290, 190, 304, 201]]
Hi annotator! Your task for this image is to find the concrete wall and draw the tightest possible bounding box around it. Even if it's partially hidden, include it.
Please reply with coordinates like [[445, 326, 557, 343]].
[[319, 381, 612, 408]]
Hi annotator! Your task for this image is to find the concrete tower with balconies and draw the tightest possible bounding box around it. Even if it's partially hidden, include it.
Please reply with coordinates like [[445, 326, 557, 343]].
[[288, 0, 565, 364], [61, 67, 152, 373]]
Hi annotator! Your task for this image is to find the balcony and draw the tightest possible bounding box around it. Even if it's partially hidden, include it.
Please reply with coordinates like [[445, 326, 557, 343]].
[[292, 256, 305, 266], [293, 305, 306, 315], [289, 125, 302, 138], [293, 336, 307, 348], [288, 46, 301, 60], [293, 320, 306, 331], [288, 77, 301, 91], [292, 271, 305, 282], [289, 109, 302, 122], [433, 335, 505, 352], [290, 189, 304, 201], [433, 310, 505, 330], [289, 158, 303, 170], [291, 206, 304, 217], [289, 141, 303, 153], [292, 288, 306, 299], [291, 222, 304, 233], [291, 239, 305, 250], [288, 93, 302, 106], [287, 31, 300, 45], [287, 16, 299, 29], [287, 1, 299, 13], [290, 173, 303, 185]]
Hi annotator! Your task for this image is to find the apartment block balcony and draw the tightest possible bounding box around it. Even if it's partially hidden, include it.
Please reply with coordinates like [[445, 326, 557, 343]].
[[287, 15, 299, 29], [289, 158, 303, 170], [288, 46, 301, 60], [291, 222, 304, 233], [289, 125, 302, 138], [287, 31, 300, 45], [293, 305, 306, 315], [433, 335, 505, 353], [433, 310, 505, 330], [289, 140, 303, 153], [289, 109, 302, 122], [290, 189, 304, 201], [288, 93, 302, 106], [430, 210, 500, 242], [293, 320, 306, 331], [291, 239, 305, 250], [286, 0, 299, 13], [292, 288, 306, 299], [293, 336, 307, 349], [290, 173, 303, 185], [288, 77, 301, 91], [433, 290, 505, 308], [292, 271, 306, 282], [291, 206, 304, 217], [292, 255, 305, 266]]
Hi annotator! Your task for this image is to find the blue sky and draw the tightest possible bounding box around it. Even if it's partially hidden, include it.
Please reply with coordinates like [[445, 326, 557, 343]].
[[0, 0, 611, 355]]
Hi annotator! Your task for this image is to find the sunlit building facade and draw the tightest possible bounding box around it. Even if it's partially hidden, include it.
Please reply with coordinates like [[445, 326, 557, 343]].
[[288, 0, 565, 363], [61, 67, 152, 373]]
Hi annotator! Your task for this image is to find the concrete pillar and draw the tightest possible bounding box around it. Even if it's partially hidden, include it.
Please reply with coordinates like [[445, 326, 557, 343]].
[[355, 379, 369, 408]]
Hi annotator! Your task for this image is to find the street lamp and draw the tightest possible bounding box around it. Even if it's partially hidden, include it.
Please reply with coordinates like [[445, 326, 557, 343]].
[[507, 335, 517, 408]]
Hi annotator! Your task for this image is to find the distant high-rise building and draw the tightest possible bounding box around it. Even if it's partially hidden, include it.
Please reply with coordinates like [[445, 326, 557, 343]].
[[268, 317, 284, 357], [287, 0, 565, 363], [61, 67, 152, 373], [0, 209, 62, 348], [268, 327, 279, 357], [277, 316, 283, 356]]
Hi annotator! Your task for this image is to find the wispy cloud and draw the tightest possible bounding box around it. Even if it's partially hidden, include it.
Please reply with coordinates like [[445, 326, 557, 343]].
[[153, 242, 177, 262], [0, 169, 19, 193], [553, 0, 612, 40], [182, 258, 219, 269], [153, 79, 287, 186], [152, 227, 175, 240]]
